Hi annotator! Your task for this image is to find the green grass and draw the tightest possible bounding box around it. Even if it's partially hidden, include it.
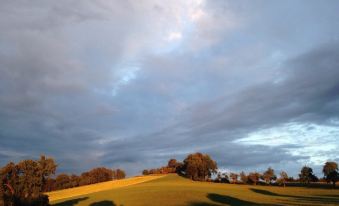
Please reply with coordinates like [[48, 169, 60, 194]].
[[51, 174, 339, 206]]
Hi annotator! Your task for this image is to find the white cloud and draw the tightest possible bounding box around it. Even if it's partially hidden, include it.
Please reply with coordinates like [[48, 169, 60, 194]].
[[234, 122, 339, 165], [166, 31, 182, 41]]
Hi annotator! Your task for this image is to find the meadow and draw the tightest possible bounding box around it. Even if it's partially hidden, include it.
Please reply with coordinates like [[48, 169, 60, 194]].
[[50, 174, 339, 206]]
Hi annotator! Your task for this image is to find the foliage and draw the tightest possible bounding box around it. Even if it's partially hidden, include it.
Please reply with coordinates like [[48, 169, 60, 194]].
[[262, 167, 276, 185], [0, 155, 56, 206], [248, 172, 261, 185], [182, 153, 217, 181], [322, 161, 339, 188], [277, 171, 289, 187], [299, 166, 318, 184]]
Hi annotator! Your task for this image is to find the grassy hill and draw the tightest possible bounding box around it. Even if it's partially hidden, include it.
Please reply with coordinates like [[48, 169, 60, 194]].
[[50, 174, 339, 206]]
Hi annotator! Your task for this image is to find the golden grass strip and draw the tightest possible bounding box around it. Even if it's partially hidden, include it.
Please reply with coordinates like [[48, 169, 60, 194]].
[[47, 175, 165, 202]]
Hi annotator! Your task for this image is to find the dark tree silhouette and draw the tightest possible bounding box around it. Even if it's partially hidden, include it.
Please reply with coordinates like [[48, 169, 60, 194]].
[[262, 167, 276, 185], [323, 161, 339, 188], [299, 166, 318, 184]]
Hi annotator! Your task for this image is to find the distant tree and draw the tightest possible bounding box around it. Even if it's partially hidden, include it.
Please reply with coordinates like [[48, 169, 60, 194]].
[[279, 171, 288, 187], [55, 174, 71, 190], [79, 171, 91, 186], [167, 159, 183, 173], [240, 171, 248, 184], [168, 159, 177, 168], [230, 173, 238, 184], [88, 167, 113, 183], [142, 170, 149, 175], [114, 169, 126, 179], [299, 166, 318, 184], [263, 167, 276, 185], [70, 174, 81, 188], [323, 162, 339, 188], [248, 172, 261, 185], [182, 153, 217, 181]]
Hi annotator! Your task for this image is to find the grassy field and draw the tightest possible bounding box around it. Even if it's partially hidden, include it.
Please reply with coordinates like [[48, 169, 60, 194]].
[[50, 174, 339, 206], [47, 175, 164, 202]]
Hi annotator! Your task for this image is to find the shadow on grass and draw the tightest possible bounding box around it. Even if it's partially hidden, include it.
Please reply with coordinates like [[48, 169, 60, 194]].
[[53, 197, 88, 206], [90, 200, 117, 206], [189, 193, 281, 206], [250, 188, 339, 205]]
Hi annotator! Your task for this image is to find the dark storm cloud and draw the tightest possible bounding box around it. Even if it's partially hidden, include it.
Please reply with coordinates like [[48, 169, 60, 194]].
[[1, 0, 339, 175], [101, 42, 339, 174]]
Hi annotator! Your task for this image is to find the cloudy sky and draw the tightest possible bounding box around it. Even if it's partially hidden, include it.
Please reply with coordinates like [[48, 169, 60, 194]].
[[1, 0, 339, 177]]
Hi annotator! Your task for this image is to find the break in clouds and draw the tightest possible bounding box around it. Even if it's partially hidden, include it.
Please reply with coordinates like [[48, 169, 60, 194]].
[[0, 0, 339, 176]]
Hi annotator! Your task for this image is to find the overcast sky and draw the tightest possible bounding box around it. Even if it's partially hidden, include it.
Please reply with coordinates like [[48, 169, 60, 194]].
[[1, 0, 339, 177]]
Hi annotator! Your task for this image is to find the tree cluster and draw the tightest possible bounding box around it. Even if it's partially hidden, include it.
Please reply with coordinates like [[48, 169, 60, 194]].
[[0, 156, 56, 206], [212, 162, 339, 188], [142, 159, 183, 175], [0, 156, 126, 206], [142, 152, 339, 189], [45, 168, 126, 191], [143, 153, 217, 181]]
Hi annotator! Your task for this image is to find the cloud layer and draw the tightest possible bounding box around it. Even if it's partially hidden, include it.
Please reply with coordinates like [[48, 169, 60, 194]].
[[1, 0, 339, 176]]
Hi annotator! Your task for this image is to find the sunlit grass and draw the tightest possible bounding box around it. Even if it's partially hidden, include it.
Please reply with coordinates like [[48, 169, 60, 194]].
[[50, 174, 339, 206], [46, 175, 164, 202]]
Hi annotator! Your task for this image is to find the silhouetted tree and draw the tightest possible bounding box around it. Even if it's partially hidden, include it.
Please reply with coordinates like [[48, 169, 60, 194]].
[[323, 161, 339, 188], [263, 167, 276, 185], [299, 166, 318, 184], [142, 170, 149, 175], [113, 169, 126, 180], [182, 153, 217, 181]]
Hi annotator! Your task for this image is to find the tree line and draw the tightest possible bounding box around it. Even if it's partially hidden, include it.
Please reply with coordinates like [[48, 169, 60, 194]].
[[45, 167, 125, 192], [0, 156, 125, 206], [142, 152, 339, 188]]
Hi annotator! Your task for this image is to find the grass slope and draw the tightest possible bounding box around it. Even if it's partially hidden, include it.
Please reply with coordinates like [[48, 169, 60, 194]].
[[47, 175, 164, 202], [51, 174, 339, 206]]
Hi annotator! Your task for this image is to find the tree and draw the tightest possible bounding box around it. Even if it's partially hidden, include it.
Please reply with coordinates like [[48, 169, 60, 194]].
[[142, 170, 149, 175], [55, 174, 71, 190], [168, 159, 177, 168], [113, 169, 126, 180], [230, 173, 238, 184], [323, 162, 339, 188], [299, 166, 318, 184], [70, 174, 81, 188], [279, 171, 288, 187], [182, 153, 217, 181], [263, 167, 276, 185], [240, 171, 248, 184], [248, 172, 261, 185], [0, 156, 56, 206]]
